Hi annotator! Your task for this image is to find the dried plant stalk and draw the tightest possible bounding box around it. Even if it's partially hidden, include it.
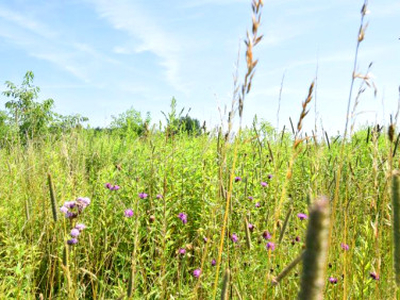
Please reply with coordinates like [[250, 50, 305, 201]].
[[272, 251, 305, 285], [48, 173, 58, 222], [127, 265, 134, 298], [296, 81, 315, 133], [298, 196, 330, 300], [221, 268, 230, 300], [278, 206, 292, 244], [244, 217, 252, 249]]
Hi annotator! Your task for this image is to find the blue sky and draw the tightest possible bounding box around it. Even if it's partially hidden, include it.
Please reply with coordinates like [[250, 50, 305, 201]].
[[0, 0, 399, 134]]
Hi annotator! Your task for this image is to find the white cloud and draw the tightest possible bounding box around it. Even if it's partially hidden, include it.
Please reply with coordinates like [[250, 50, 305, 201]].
[[0, 4, 118, 83], [89, 0, 188, 93], [0, 5, 57, 39]]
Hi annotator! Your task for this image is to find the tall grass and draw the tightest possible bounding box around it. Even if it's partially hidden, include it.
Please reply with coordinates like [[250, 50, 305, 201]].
[[0, 0, 399, 299]]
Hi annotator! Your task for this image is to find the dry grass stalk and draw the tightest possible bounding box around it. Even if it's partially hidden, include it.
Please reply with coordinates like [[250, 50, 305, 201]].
[[296, 81, 315, 134], [221, 268, 230, 300], [47, 173, 58, 222], [213, 2, 263, 298], [238, 0, 263, 121], [244, 217, 252, 249], [272, 251, 305, 285], [298, 196, 330, 300], [127, 265, 134, 298], [278, 206, 293, 244]]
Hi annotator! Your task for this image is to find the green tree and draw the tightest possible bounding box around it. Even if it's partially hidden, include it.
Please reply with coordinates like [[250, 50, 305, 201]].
[[178, 115, 201, 135], [2, 71, 56, 139], [109, 107, 150, 137], [162, 97, 201, 136], [2, 71, 88, 141]]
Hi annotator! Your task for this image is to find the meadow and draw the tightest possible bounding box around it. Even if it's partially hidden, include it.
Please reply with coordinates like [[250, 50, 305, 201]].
[[1, 0, 400, 299]]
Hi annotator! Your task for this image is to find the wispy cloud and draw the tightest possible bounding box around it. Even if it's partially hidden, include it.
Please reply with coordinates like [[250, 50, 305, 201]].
[[0, 3, 118, 83], [89, 0, 188, 93], [0, 5, 57, 39]]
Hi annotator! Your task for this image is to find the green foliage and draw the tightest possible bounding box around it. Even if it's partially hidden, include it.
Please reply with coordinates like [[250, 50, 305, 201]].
[[1, 71, 88, 143], [178, 115, 201, 135], [109, 107, 150, 137], [162, 97, 201, 136], [0, 124, 397, 299], [3, 71, 55, 139]]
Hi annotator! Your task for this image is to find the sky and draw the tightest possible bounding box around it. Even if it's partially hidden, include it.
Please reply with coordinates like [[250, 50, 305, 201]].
[[0, 0, 399, 135]]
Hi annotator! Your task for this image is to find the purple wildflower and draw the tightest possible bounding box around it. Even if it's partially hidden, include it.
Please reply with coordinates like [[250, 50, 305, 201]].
[[261, 181, 268, 187], [370, 272, 379, 280], [178, 213, 187, 224], [248, 196, 253, 201], [231, 233, 238, 243], [295, 236, 300, 242], [203, 237, 208, 243], [67, 238, 78, 245], [255, 202, 261, 208], [139, 193, 148, 199], [179, 248, 186, 256], [234, 176, 242, 182], [266, 242, 275, 251], [77, 197, 91, 208], [124, 209, 134, 218], [66, 211, 78, 219], [297, 213, 308, 220], [60, 206, 68, 214], [64, 201, 76, 209], [263, 231, 271, 240], [70, 228, 80, 238], [105, 183, 112, 189], [248, 223, 255, 232], [329, 277, 338, 284], [193, 269, 201, 278], [268, 174, 273, 180], [75, 223, 86, 231], [341, 243, 349, 251], [156, 194, 163, 199], [211, 259, 216, 266], [111, 185, 120, 191]]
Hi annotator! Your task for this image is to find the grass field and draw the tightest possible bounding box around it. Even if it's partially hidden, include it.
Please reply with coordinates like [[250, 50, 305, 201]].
[[1, 0, 400, 299]]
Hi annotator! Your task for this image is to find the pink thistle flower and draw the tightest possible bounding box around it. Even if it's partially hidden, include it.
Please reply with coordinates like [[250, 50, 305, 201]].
[[193, 269, 201, 278], [329, 277, 338, 284], [341, 243, 349, 251], [178, 213, 187, 224], [75, 223, 86, 231], [248, 223, 255, 232], [67, 238, 78, 245], [263, 231, 271, 240], [139, 193, 148, 199], [266, 242, 275, 251], [231, 233, 238, 243], [370, 272, 379, 280], [297, 213, 308, 220], [124, 209, 134, 217], [70, 228, 80, 238]]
